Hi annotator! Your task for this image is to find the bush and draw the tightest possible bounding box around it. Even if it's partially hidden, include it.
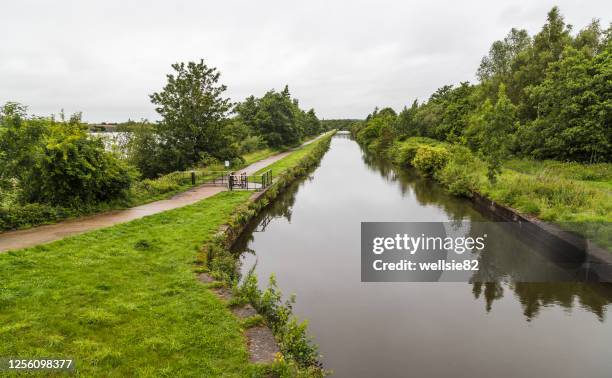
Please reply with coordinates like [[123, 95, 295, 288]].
[[0, 203, 71, 231], [412, 145, 450, 175], [239, 273, 319, 368], [1, 107, 135, 207], [435, 145, 484, 196], [238, 135, 267, 154], [387, 137, 441, 166]]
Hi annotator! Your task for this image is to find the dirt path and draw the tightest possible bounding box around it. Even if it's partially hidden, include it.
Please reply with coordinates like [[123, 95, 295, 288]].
[[0, 133, 330, 252]]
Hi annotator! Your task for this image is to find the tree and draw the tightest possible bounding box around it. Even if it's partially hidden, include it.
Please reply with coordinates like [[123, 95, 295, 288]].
[[355, 107, 397, 150], [517, 44, 612, 162], [303, 109, 321, 136], [394, 100, 419, 138], [149, 60, 235, 172], [467, 85, 517, 182], [254, 89, 301, 147], [573, 19, 604, 57], [512, 7, 573, 119], [477, 28, 531, 82]]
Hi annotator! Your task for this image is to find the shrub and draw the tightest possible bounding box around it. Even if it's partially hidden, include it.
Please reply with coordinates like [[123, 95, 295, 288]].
[[239, 273, 319, 368], [25, 128, 136, 206], [387, 137, 442, 167], [435, 145, 484, 196], [1, 106, 135, 207], [0, 203, 71, 231], [238, 135, 267, 154], [412, 145, 450, 175]]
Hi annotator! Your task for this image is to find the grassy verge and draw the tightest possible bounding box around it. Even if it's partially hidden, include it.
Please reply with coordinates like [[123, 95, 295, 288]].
[[0, 191, 256, 376], [0, 134, 335, 376], [252, 137, 328, 178], [382, 137, 612, 250]]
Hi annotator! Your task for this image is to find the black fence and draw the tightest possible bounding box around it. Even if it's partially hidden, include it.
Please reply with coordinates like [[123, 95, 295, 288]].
[[229, 170, 273, 191]]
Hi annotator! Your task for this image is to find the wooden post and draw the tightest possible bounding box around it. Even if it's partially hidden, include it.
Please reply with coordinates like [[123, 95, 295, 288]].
[[191, 171, 196, 185]]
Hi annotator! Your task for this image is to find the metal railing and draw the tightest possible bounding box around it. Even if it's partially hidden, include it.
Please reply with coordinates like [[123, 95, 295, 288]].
[[229, 170, 273, 191], [195, 170, 231, 187]]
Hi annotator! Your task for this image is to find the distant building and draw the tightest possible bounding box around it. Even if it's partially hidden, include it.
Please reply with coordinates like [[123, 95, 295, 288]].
[[87, 123, 118, 132]]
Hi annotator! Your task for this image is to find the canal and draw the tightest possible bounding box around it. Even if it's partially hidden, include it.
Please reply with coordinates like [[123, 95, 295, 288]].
[[232, 133, 612, 378]]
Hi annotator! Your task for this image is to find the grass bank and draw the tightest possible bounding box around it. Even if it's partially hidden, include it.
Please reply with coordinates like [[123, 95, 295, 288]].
[[252, 137, 330, 178], [378, 137, 612, 250], [0, 134, 334, 376]]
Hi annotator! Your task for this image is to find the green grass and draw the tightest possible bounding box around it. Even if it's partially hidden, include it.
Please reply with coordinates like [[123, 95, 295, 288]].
[[253, 141, 322, 178], [504, 159, 612, 182], [484, 162, 612, 250], [243, 148, 278, 165], [383, 137, 612, 250], [0, 136, 334, 376], [0, 191, 258, 377], [0, 147, 282, 232]]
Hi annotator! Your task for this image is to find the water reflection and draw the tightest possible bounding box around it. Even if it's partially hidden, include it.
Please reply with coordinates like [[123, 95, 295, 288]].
[[473, 282, 612, 322], [361, 152, 479, 223], [232, 135, 612, 378], [358, 144, 612, 318]]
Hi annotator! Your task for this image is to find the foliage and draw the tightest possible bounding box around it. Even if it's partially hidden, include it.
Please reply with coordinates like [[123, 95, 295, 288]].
[[435, 145, 485, 196], [0, 203, 71, 231], [386, 137, 441, 167], [320, 119, 359, 131], [467, 84, 518, 182], [234, 86, 321, 149], [351, 7, 611, 165], [239, 273, 320, 368], [354, 107, 396, 151], [517, 43, 612, 162], [237, 135, 268, 154], [364, 136, 612, 249], [0, 104, 134, 207], [150, 60, 235, 167], [0, 142, 276, 232], [411, 145, 450, 176], [128, 60, 241, 178]]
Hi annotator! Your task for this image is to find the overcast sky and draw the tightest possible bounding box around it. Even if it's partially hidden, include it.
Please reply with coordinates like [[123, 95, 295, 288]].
[[1, 1, 609, 122]]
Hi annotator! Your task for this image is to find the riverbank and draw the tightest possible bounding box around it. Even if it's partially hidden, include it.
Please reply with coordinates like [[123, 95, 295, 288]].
[[229, 132, 612, 377], [357, 135, 612, 253], [0, 133, 334, 376]]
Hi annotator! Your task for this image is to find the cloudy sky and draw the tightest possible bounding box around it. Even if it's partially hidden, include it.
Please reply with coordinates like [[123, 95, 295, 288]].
[[1, 0, 609, 122]]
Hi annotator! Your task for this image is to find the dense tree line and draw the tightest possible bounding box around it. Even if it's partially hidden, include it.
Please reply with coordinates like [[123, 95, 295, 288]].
[[129, 61, 322, 178], [1, 59, 321, 209], [320, 119, 360, 131], [354, 7, 611, 164]]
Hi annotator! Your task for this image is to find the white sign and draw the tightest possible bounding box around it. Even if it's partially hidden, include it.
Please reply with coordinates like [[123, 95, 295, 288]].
[[224, 160, 230, 168]]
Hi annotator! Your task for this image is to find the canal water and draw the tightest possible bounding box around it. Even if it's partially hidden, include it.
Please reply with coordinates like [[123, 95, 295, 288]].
[[232, 133, 612, 378]]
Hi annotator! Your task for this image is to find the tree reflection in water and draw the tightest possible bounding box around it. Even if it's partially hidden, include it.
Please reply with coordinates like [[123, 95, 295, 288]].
[[362, 147, 612, 322]]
